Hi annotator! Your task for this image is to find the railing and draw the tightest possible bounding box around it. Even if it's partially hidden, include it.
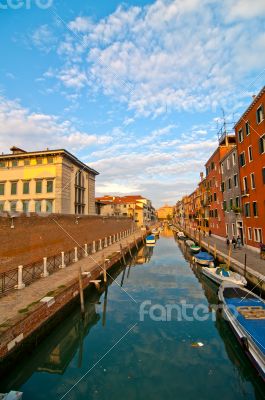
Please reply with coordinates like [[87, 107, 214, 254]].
[[0, 227, 139, 296]]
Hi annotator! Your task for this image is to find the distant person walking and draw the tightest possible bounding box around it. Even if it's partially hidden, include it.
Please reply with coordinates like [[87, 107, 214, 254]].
[[232, 236, 236, 249], [237, 236, 242, 249], [226, 236, 230, 248], [209, 229, 212, 237]]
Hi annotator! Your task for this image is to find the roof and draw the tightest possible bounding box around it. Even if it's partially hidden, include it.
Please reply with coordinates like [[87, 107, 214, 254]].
[[0, 147, 99, 175], [234, 86, 265, 129]]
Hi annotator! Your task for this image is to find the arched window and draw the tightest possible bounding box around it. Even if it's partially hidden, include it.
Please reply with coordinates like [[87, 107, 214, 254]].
[[75, 170, 85, 214]]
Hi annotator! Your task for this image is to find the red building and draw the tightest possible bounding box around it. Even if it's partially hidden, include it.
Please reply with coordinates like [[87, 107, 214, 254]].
[[234, 86, 265, 250], [205, 135, 236, 238]]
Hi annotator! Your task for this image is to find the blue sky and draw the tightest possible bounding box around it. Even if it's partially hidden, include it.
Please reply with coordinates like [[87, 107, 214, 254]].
[[0, 0, 265, 207]]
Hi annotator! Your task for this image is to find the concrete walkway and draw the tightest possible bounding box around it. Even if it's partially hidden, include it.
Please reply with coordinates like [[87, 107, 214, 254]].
[[182, 226, 265, 275], [0, 230, 144, 326]]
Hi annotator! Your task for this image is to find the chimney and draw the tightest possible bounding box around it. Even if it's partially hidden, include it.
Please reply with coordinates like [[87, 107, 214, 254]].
[[10, 146, 27, 154], [252, 94, 256, 100], [200, 172, 204, 181]]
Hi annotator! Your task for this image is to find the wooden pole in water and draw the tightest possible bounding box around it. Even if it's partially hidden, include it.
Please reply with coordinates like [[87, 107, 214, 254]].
[[102, 253, 107, 283], [120, 243, 126, 265], [127, 241, 133, 258], [78, 266, 85, 316], [227, 245, 232, 269], [244, 253, 247, 277]]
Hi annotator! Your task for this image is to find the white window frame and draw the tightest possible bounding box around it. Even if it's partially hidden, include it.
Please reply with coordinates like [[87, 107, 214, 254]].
[[254, 228, 263, 243], [232, 223, 236, 236], [232, 152, 236, 166], [245, 121, 250, 136], [248, 145, 253, 162], [250, 172, 256, 189], [248, 227, 252, 240], [253, 201, 258, 217], [240, 151, 246, 167], [257, 105, 264, 124], [238, 128, 243, 143]]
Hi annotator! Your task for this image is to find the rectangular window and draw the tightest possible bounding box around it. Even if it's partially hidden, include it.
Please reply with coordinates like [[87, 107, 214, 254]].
[[46, 199, 53, 213], [235, 197, 240, 208], [11, 182, 17, 195], [256, 105, 264, 124], [228, 178, 231, 189], [254, 228, 263, 243], [47, 180, 53, 193], [244, 203, 250, 217], [47, 157, 53, 164], [245, 121, 250, 136], [0, 161, 6, 168], [24, 159, 30, 166], [243, 176, 248, 192], [23, 181, 30, 194], [12, 160, 18, 167], [259, 134, 265, 154], [36, 180, 42, 193], [36, 158, 43, 165], [230, 198, 233, 209], [0, 201, 4, 212], [10, 201, 17, 212], [0, 183, 5, 195], [263, 167, 265, 184], [248, 146, 253, 162], [214, 209, 218, 218], [233, 174, 238, 187], [22, 201, 29, 213], [223, 200, 227, 211], [221, 163, 224, 174], [232, 152, 236, 166], [232, 223, 236, 236], [35, 200, 42, 213], [253, 201, 258, 217], [250, 173, 256, 189], [221, 182, 225, 192], [213, 192, 217, 201], [239, 152, 246, 167], [248, 227, 252, 240], [227, 158, 230, 170], [238, 128, 243, 143]]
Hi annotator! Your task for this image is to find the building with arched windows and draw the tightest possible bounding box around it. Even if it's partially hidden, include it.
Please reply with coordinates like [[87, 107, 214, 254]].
[[0, 147, 99, 215]]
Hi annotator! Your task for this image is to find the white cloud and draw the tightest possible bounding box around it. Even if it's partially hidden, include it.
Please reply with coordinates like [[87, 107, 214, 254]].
[[68, 17, 93, 33], [224, 0, 265, 21], [0, 95, 111, 153], [31, 25, 56, 52]]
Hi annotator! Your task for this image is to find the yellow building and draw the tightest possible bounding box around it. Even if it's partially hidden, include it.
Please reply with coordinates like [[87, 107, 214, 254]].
[[156, 204, 174, 220], [0, 147, 98, 214]]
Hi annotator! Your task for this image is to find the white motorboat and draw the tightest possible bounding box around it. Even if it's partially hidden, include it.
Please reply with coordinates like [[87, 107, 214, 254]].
[[202, 267, 247, 286]]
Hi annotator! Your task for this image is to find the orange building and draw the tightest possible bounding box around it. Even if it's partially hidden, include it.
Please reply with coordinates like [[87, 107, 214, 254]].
[[234, 86, 265, 250], [205, 135, 236, 238]]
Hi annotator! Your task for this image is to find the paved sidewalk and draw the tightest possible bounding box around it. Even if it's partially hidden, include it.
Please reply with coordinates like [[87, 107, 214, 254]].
[[182, 226, 265, 275], [0, 231, 143, 326]]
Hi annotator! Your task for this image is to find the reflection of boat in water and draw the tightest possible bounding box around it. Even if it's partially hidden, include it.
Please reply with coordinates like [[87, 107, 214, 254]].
[[135, 246, 154, 264], [218, 283, 265, 382]]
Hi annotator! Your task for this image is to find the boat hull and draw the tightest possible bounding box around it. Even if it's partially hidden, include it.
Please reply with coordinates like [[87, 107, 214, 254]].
[[202, 267, 247, 286], [218, 284, 265, 381]]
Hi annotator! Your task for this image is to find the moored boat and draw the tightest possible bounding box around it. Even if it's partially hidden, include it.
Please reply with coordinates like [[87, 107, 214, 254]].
[[146, 234, 156, 244], [185, 239, 195, 247], [202, 267, 247, 286], [0, 392, 23, 400], [193, 251, 214, 266], [218, 283, 265, 381], [190, 245, 201, 254]]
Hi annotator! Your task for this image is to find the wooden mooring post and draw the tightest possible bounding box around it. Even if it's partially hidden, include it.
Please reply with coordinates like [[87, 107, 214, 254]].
[[244, 253, 247, 277], [227, 245, 232, 269], [102, 253, 107, 283], [134, 236, 139, 250], [78, 266, 85, 316], [120, 243, 126, 265], [127, 241, 133, 258]]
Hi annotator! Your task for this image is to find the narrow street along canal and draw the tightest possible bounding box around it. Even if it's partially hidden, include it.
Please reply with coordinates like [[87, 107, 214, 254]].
[[1, 228, 264, 400]]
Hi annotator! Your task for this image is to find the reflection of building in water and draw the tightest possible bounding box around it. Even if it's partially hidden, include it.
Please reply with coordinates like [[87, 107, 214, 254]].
[[135, 246, 154, 264], [160, 227, 173, 238], [37, 300, 100, 374]]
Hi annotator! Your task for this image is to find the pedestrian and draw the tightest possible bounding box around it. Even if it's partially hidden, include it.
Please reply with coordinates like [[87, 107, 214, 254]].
[[259, 241, 265, 259], [237, 236, 241, 249], [209, 229, 212, 237], [226, 236, 230, 248], [232, 236, 236, 249]]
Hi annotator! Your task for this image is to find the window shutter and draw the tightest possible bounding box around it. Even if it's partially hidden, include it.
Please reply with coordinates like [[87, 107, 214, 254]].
[[262, 167, 265, 184], [259, 137, 263, 154]]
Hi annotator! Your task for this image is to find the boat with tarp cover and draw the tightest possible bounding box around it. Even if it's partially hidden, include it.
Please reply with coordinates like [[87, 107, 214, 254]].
[[218, 283, 265, 381], [193, 251, 214, 266]]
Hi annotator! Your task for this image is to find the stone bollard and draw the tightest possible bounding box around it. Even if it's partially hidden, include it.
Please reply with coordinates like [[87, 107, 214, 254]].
[[92, 241, 96, 254], [41, 257, 49, 277], [104, 237, 108, 248], [99, 239, 102, 251], [109, 235, 112, 245], [16, 265, 25, 289], [73, 247, 78, 262], [84, 243, 88, 257], [60, 252, 66, 268]]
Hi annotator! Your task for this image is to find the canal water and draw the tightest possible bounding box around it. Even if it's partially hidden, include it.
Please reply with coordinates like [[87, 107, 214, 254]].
[[1, 228, 264, 399]]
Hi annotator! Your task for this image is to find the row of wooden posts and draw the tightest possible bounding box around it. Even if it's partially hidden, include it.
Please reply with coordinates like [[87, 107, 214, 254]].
[[15, 227, 137, 291]]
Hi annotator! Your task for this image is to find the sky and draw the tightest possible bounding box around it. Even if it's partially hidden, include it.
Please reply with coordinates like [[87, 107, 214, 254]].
[[0, 0, 265, 207]]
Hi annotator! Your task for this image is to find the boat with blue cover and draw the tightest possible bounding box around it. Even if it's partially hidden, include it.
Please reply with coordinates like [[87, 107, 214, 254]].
[[218, 283, 265, 381], [146, 234, 156, 245], [193, 251, 214, 266]]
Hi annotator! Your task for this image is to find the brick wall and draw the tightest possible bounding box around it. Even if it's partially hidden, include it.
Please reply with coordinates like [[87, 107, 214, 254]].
[[0, 213, 133, 271]]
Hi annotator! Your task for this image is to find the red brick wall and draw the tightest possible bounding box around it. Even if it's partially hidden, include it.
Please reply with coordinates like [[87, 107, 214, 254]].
[[0, 214, 133, 271]]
